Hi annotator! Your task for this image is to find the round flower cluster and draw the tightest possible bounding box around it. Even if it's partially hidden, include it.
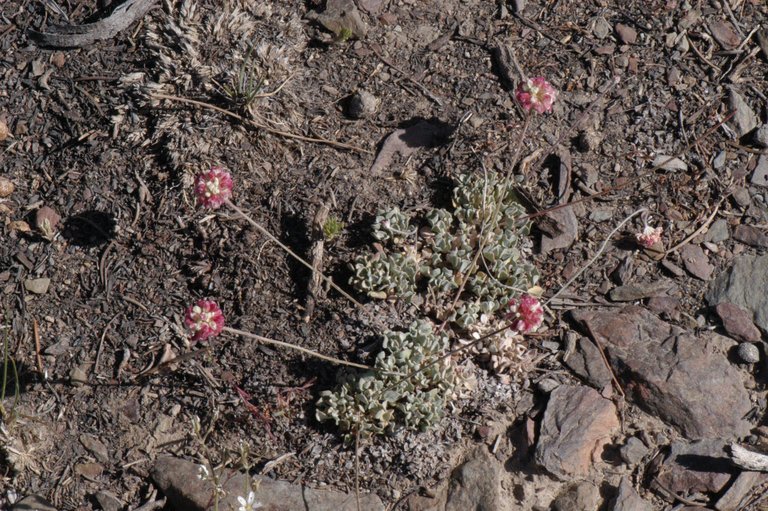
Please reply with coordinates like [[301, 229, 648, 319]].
[[194, 165, 233, 209], [636, 225, 663, 248], [506, 294, 544, 333], [184, 299, 225, 342], [515, 77, 557, 114]]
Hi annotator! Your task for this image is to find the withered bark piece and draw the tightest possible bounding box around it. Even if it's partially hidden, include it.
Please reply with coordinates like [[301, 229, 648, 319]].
[[303, 204, 330, 322], [28, 0, 158, 48]]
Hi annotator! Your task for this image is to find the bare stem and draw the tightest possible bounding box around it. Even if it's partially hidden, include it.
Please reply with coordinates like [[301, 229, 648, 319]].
[[223, 326, 373, 371], [223, 199, 377, 325]]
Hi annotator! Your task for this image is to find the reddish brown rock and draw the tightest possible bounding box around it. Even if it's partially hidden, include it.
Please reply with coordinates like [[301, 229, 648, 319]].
[[733, 225, 768, 248], [680, 244, 714, 281], [655, 439, 735, 496], [570, 306, 752, 440], [715, 302, 761, 342], [535, 385, 619, 480]]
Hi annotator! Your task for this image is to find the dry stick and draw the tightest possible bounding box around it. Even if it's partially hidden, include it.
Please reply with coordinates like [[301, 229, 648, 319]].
[[222, 327, 372, 371], [223, 199, 380, 329], [150, 92, 372, 155], [663, 197, 725, 257]]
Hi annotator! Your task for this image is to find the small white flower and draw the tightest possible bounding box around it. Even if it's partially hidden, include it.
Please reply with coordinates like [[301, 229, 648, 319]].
[[237, 491, 262, 511], [197, 464, 210, 480]]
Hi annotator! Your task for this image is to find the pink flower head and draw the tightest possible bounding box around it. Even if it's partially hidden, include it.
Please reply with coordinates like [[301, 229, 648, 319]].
[[507, 294, 544, 333], [515, 77, 557, 114], [184, 299, 225, 342], [194, 165, 233, 209], [636, 225, 663, 248]]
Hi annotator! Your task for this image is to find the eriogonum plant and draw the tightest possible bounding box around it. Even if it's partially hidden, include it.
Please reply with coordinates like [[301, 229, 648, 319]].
[[194, 165, 234, 209], [636, 225, 663, 248], [515, 77, 557, 114], [506, 294, 544, 333], [184, 299, 225, 342]]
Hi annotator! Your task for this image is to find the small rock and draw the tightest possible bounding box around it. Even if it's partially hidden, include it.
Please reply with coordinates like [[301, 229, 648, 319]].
[[708, 255, 768, 332], [610, 477, 652, 511], [728, 88, 758, 137], [733, 225, 768, 248], [620, 437, 649, 466], [535, 385, 619, 480], [537, 378, 560, 393], [755, 124, 768, 148], [732, 187, 752, 208], [446, 449, 500, 511], [646, 296, 681, 319], [0, 176, 14, 197], [737, 342, 760, 364], [563, 337, 613, 388], [615, 23, 637, 44], [75, 462, 104, 480], [713, 150, 727, 170], [24, 278, 51, 295], [35, 206, 61, 239], [715, 471, 768, 511], [356, 0, 384, 15], [593, 17, 612, 39], [80, 434, 110, 463], [512, 0, 526, 14], [750, 155, 768, 187], [660, 259, 686, 277], [680, 244, 714, 281], [345, 89, 380, 119], [552, 481, 601, 511], [152, 456, 385, 511], [70, 365, 88, 386], [307, 0, 368, 39], [710, 20, 741, 50], [653, 154, 687, 171], [608, 280, 675, 301], [94, 491, 123, 511], [0, 119, 10, 142], [654, 439, 734, 495], [12, 495, 58, 511], [715, 302, 761, 343], [704, 219, 730, 243]]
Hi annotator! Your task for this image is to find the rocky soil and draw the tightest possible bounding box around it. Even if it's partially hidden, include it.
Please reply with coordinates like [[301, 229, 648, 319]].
[[3, 0, 768, 510]]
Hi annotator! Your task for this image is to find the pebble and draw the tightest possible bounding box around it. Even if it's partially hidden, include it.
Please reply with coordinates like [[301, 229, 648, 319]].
[[737, 342, 760, 364], [24, 277, 51, 294], [755, 124, 768, 148], [537, 378, 560, 393], [704, 219, 730, 243], [0, 176, 13, 197], [750, 155, 768, 188], [615, 23, 638, 44], [593, 17, 612, 39], [732, 187, 752, 208], [653, 154, 687, 171], [345, 89, 380, 119], [620, 436, 649, 465], [728, 88, 758, 137], [713, 150, 727, 170]]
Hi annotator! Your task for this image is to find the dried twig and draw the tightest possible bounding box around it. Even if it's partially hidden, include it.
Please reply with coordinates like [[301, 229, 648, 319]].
[[150, 93, 372, 154]]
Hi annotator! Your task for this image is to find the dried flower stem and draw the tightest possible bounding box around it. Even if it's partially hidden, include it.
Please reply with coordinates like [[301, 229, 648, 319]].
[[223, 327, 372, 371], [150, 92, 372, 154], [223, 199, 377, 326]]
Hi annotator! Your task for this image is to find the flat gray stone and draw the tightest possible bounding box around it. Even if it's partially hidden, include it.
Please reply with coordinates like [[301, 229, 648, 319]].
[[12, 495, 58, 511], [715, 302, 762, 343], [751, 155, 768, 187], [535, 385, 619, 480], [563, 336, 613, 388], [610, 477, 652, 511], [729, 88, 758, 137], [704, 219, 730, 243], [680, 244, 714, 281], [152, 456, 385, 511], [708, 255, 768, 332], [552, 481, 601, 511], [24, 277, 50, 294], [571, 306, 752, 440], [716, 471, 768, 510], [655, 439, 735, 495], [733, 225, 768, 248], [445, 448, 500, 511]]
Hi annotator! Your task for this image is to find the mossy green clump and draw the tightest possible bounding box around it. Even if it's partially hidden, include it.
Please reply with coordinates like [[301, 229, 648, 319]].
[[315, 320, 456, 440], [351, 171, 538, 327]]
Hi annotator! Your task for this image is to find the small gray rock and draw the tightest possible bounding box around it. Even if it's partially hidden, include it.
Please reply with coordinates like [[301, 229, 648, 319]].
[[24, 277, 51, 294], [729, 88, 758, 137], [620, 437, 649, 465], [552, 481, 601, 511], [94, 491, 123, 511], [713, 150, 727, 170], [755, 124, 768, 148], [653, 154, 687, 171], [345, 89, 380, 119], [751, 155, 768, 188], [593, 17, 612, 39], [737, 342, 760, 364], [704, 219, 730, 243], [12, 495, 58, 511]]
